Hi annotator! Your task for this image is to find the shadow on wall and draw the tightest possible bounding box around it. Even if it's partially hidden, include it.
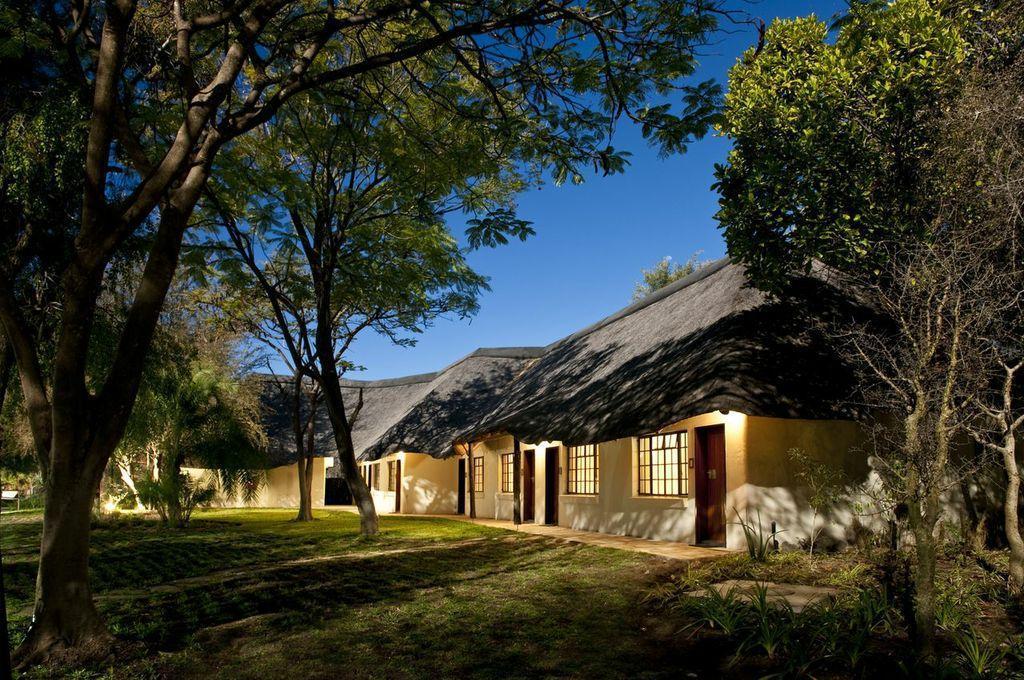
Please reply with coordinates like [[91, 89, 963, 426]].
[[487, 278, 864, 446], [406, 477, 457, 514], [745, 483, 884, 551], [561, 504, 696, 544]]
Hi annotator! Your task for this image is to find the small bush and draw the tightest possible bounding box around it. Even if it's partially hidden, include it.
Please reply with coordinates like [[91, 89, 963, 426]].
[[935, 559, 984, 632], [137, 473, 216, 528], [951, 626, 1006, 678], [732, 509, 781, 562]]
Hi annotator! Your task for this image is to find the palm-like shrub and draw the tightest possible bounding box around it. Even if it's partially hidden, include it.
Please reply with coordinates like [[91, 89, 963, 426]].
[[136, 474, 217, 528], [120, 326, 267, 527]]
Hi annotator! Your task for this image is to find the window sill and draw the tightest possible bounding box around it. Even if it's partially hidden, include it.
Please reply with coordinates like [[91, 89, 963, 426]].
[[631, 495, 689, 505], [560, 494, 599, 504]]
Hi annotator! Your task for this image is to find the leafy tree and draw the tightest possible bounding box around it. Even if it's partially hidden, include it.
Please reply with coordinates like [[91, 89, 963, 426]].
[[214, 85, 506, 533], [631, 252, 710, 301], [121, 322, 267, 527], [714, 0, 1022, 661], [0, 0, 728, 662], [715, 0, 973, 292]]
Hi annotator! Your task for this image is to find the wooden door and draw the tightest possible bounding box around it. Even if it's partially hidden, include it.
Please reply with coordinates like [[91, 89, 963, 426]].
[[696, 425, 727, 546], [457, 459, 466, 515], [544, 447, 559, 525], [523, 451, 536, 522], [394, 460, 402, 513]]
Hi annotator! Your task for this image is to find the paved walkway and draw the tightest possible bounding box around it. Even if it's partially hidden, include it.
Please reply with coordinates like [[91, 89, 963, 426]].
[[418, 514, 732, 562], [332, 506, 731, 562]]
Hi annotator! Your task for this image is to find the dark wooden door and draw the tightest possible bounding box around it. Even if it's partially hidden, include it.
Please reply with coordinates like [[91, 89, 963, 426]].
[[523, 451, 536, 522], [457, 459, 466, 515], [394, 460, 402, 513], [696, 425, 727, 546], [544, 447, 559, 525]]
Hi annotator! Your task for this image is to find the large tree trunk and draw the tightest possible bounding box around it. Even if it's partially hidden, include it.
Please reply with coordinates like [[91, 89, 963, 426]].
[[315, 360, 377, 535], [12, 459, 110, 667], [907, 502, 937, 661], [313, 288, 377, 535]]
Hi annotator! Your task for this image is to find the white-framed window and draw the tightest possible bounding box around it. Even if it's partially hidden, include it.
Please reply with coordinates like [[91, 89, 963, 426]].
[[500, 453, 514, 493], [637, 432, 688, 496], [472, 456, 484, 493], [566, 445, 599, 495]]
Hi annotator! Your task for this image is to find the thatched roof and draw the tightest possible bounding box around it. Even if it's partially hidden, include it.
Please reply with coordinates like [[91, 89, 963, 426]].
[[256, 372, 435, 467], [353, 348, 543, 464], [256, 374, 336, 468], [459, 259, 860, 446], [257, 259, 859, 466]]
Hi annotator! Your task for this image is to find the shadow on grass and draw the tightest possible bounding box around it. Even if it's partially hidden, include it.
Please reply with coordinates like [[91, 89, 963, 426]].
[[102, 535, 558, 651]]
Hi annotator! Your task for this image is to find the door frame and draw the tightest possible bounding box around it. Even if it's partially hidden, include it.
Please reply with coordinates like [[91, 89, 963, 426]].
[[543, 447, 559, 525], [457, 458, 466, 515], [523, 450, 536, 522], [694, 424, 727, 546], [394, 459, 402, 513]]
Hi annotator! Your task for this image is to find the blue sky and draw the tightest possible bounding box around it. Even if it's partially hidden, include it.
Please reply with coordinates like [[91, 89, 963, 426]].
[[346, 0, 847, 379]]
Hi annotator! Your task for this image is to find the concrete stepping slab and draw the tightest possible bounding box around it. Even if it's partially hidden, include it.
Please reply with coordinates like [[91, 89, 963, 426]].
[[696, 579, 839, 613]]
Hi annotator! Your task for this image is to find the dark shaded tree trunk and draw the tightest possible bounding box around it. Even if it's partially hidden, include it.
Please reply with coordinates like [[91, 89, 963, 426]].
[[313, 275, 377, 535], [907, 499, 938, 662], [1, 516, 11, 680], [6, 199, 192, 665], [512, 437, 521, 525], [296, 454, 315, 522], [12, 455, 110, 667], [314, 349, 376, 534], [467, 442, 476, 519]]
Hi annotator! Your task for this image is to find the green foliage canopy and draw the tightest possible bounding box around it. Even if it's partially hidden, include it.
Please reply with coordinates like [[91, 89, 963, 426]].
[[631, 252, 710, 301], [715, 0, 976, 292]]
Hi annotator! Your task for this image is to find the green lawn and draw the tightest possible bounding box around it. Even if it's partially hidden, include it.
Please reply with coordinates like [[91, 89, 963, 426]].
[[7, 510, 1021, 678], [3, 509, 695, 679]]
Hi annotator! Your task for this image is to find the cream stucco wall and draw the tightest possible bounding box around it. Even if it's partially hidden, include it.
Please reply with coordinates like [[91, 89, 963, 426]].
[[359, 451, 460, 515], [463, 411, 878, 549], [557, 411, 749, 545], [184, 457, 327, 509], [364, 453, 400, 514], [466, 435, 510, 519], [402, 452, 459, 514], [741, 416, 874, 548]]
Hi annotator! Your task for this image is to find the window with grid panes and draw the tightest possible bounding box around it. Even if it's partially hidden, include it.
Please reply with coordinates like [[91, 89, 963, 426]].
[[637, 432, 688, 496], [566, 445, 599, 494], [500, 453, 514, 492], [473, 456, 484, 493]]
